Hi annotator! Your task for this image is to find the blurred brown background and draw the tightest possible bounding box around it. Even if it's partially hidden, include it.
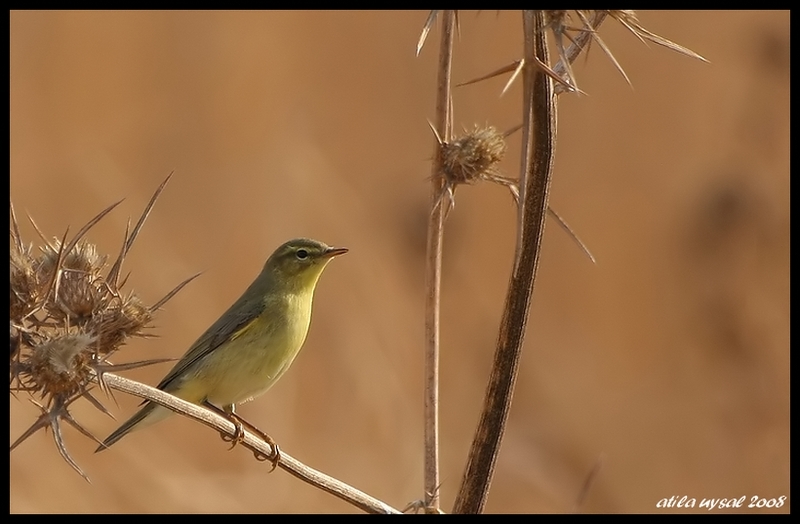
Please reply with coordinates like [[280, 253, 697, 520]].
[[10, 11, 789, 513]]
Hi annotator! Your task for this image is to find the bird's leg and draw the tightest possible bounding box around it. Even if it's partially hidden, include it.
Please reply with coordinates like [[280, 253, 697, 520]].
[[204, 401, 280, 471], [203, 401, 245, 446], [226, 406, 281, 472], [221, 404, 249, 449]]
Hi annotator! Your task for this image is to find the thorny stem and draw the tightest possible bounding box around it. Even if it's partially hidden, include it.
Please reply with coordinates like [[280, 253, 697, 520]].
[[423, 9, 455, 514], [98, 373, 400, 514], [453, 10, 556, 513], [553, 11, 608, 95]]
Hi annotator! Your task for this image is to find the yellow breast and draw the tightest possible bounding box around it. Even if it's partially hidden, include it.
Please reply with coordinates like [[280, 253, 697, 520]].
[[176, 292, 313, 407]]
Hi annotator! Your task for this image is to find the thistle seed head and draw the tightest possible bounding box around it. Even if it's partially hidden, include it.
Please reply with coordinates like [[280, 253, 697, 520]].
[[28, 333, 96, 399], [10, 174, 194, 480], [441, 125, 507, 186]]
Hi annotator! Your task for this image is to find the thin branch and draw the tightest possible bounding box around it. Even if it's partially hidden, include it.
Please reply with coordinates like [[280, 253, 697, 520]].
[[553, 11, 609, 95], [453, 10, 556, 513], [97, 372, 400, 514], [422, 9, 455, 514]]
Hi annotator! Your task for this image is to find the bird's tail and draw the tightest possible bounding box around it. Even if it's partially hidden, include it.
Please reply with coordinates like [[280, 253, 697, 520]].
[[95, 401, 170, 452]]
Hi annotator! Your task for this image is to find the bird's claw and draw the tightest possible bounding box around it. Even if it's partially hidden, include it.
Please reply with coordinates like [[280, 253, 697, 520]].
[[220, 417, 246, 449], [254, 438, 281, 472], [219, 412, 280, 471], [246, 425, 280, 472]]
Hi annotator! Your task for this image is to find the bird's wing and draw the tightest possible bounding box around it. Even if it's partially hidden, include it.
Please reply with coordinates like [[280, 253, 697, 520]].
[[154, 294, 267, 392]]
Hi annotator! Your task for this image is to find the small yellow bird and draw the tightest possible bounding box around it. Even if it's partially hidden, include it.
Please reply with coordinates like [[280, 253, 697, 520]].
[[96, 238, 347, 459]]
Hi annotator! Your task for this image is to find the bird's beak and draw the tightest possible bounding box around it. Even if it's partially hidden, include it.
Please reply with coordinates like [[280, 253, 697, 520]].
[[323, 246, 349, 259]]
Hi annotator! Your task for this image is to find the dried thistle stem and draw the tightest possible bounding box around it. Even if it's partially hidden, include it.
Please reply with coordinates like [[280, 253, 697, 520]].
[[553, 11, 609, 95], [453, 10, 556, 513], [422, 9, 455, 514]]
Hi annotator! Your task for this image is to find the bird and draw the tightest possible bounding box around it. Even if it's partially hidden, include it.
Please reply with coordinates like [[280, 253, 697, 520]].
[[96, 237, 347, 468]]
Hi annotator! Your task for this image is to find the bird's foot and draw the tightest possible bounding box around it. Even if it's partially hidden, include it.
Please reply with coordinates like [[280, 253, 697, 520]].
[[252, 432, 281, 472], [219, 410, 280, 471], [220, 417, 246, 449]]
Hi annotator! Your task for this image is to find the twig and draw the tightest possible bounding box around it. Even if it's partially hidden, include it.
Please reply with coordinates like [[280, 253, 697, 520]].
[[422, 9, 455, 514], [553, 11, 608, 95], [97, 372, 400, 514], [453, 10, 556, 513]]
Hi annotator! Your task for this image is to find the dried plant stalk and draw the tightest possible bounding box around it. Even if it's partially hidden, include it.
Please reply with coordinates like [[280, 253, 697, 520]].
[[448, 9, 705, 513], [421, 9, 456, 514], [453, 10, 556, 513]]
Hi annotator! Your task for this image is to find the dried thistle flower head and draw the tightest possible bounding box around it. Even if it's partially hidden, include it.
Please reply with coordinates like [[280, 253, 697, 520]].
[[85, 292, 153, 353], [10, 174, 198, 481], [10, 240, 43, 320], [442, 126, 507, 185], [38, 238, 110, 323], [433, 124, 520, 214], [28, 333, 96, 399], [431, 124, 596, 263]]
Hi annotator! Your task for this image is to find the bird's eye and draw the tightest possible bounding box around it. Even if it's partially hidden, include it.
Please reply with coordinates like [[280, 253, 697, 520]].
[[295, 249, 309, 260]]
